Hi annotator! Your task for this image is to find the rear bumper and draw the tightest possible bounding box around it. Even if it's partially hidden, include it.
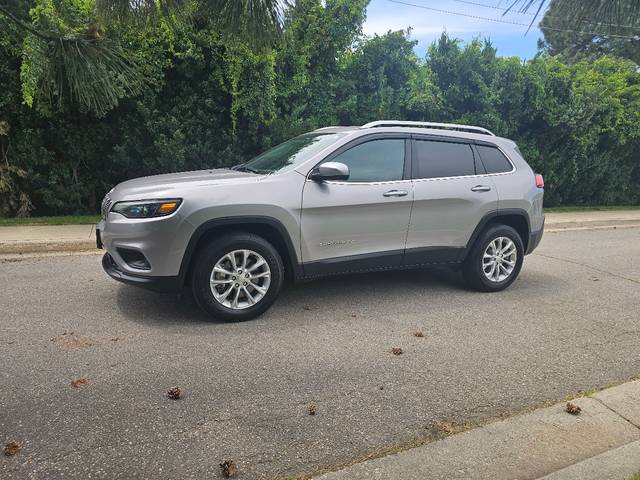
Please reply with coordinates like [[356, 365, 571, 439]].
[[526, 218, 544, 255], [102, 253, 182, 293]]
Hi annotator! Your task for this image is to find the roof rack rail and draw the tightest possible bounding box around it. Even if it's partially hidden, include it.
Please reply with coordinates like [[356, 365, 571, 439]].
[[360, 120, 495, 136]]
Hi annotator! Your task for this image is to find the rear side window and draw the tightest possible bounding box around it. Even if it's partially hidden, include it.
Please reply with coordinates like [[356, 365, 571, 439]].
[[330, 139, 405, 182], [413, 140, 475, 179], [476, 145, 513, 174]]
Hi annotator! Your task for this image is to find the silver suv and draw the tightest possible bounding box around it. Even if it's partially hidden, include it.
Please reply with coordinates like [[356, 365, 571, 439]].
[[97, 121, 545, 321]]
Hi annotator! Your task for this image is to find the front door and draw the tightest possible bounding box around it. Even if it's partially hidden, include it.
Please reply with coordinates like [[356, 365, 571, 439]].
[[301, 136, 413, 276]]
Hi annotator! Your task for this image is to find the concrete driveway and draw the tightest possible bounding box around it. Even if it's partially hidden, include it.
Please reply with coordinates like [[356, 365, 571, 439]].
[[1, 228, 639, 479]]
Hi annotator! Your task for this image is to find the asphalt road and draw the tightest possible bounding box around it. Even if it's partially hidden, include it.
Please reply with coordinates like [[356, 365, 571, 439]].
[[1, 228, 639, 479]]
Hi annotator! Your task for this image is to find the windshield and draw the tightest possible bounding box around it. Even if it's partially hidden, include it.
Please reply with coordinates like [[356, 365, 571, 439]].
[[238, 132, 348, 174]]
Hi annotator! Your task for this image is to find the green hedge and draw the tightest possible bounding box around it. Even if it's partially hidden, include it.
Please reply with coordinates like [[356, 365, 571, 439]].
[[1, 4, 639, 216]]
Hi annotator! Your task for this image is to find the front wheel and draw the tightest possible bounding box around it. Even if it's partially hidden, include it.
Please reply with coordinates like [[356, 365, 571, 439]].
[[462, 224, 524, 292], [191, 233, 284, 321]]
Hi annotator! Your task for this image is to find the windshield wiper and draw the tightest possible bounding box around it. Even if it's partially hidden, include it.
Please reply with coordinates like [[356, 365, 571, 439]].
[[231, 164, 261, 174]]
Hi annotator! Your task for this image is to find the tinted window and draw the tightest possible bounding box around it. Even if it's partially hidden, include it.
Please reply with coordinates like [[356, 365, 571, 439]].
[[476, 145, 513, 174], [414, 140, 475, 179], [331, 139, 405, 182]]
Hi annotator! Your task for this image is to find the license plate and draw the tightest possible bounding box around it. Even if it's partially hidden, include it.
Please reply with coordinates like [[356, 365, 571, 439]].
[[96, 228, 103, 249]]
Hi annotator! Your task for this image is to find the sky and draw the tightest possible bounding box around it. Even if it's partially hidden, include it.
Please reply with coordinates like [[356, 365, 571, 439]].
[[363, 0, 549, 60]]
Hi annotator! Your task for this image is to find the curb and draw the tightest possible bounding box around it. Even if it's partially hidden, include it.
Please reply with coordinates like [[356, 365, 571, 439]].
[[0, 239, 96, 255], [314, 380, 640, 480]]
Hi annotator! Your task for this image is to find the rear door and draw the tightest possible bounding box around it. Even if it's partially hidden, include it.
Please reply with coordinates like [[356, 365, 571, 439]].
[[300, 135, 413, 275], [404, 136, 498, 265]]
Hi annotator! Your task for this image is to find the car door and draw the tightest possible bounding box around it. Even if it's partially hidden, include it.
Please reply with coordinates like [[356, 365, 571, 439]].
[[404, 136, 499, 265], [301, 135, 413, 276]]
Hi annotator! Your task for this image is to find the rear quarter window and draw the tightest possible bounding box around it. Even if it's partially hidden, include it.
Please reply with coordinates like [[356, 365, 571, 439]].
[[476, 145, 513, 174]]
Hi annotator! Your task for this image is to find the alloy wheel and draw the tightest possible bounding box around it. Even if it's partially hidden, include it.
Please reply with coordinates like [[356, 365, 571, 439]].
[[210, 249, 271, 309], [482, 236, 517, 283]]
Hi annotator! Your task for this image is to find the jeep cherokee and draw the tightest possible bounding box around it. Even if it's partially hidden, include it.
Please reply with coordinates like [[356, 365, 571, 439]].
[[97, 121, 545, 321]]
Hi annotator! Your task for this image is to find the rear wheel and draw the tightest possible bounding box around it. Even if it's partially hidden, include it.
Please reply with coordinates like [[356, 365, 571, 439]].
[[462, 224, 524, 292], [191, 233, 284, 321]]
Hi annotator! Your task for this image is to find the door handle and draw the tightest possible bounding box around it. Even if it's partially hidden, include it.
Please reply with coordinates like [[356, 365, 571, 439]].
[[471, 185, 492, 192], [383, 190, 408, 197]]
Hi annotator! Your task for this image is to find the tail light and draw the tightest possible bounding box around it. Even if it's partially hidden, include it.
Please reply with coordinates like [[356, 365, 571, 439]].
[[535, 173, 544, 189]]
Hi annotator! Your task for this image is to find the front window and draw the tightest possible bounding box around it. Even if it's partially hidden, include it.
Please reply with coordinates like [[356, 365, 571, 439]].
[[328, 139, 405, 182], [237, 132, 348, 175]]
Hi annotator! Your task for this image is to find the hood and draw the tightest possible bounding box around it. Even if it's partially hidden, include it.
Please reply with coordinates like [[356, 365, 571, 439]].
[[109, 168, 261, 200]]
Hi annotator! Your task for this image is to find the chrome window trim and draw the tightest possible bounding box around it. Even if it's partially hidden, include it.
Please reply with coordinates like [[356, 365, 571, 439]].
[[306, 178, 413, 186]]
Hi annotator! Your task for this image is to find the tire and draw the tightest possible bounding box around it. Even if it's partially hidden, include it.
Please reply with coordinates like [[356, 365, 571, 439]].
[[462, 224, 524, 292], [191, 233, 284, 321]]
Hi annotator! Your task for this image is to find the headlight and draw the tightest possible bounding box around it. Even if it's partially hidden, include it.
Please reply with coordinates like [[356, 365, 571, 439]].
[[111, 199, 182, 218]]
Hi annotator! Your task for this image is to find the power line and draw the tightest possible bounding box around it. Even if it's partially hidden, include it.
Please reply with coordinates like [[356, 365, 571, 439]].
[[446, 0, 534, 15], [385, 0, 640, 39], [440, 0, 640, 30]]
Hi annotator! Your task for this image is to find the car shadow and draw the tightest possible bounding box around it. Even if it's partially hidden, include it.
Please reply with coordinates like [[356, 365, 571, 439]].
[[115, 266, 468, 329]]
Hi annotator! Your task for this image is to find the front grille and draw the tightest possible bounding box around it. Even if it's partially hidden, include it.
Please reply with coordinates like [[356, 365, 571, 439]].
[[101, 194, 113, 220]]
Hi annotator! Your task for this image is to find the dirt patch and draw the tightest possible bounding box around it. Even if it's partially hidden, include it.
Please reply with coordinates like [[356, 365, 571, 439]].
[[307, 403, 317, 416], [390, 347, 403, 355], [50, 332, 96, 351], [431, 419, 467, 436], [413, 331, 424, 338]]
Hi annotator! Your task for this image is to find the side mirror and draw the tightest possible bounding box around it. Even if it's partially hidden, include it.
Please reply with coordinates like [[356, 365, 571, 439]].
[[310, 161, 350, 182]]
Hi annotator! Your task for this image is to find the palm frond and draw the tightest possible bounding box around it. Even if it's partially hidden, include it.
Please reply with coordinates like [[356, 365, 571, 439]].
[[25, 35, 146, 116], [506, 0, 640, 34], [94, 0, 188, 25], [207, 0, 291, 46]]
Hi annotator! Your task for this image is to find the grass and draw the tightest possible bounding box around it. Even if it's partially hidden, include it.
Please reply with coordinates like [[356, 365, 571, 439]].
[[0, 215, 100, 226], [628, 472, 640, 480], [545, 205, 640, 213]]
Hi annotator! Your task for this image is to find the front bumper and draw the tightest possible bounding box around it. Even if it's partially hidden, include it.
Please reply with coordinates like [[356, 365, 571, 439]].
[[102, 253, 182, 293]]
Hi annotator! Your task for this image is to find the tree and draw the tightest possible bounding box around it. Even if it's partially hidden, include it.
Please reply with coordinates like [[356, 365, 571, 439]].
[[538, 0, 640, 64], [0, 0, 290, 116], [272, 0, 369, 137], [337, 29, 442, 125]]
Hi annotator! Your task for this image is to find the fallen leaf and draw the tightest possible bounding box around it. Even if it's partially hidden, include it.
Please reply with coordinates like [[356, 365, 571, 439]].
[[566, 402, 581, 415], [70, 378, 91, 388], [413, 331, 424, 338], [220, 460, 237, 478], [167, 387, 182, 400], [303, 305, 312, 311], [307, 403, 317, 416], [110, 336, 126, 342], [351, 314, 357, 318], [4, 441, 21, 456], [390, 347, 403, 355]]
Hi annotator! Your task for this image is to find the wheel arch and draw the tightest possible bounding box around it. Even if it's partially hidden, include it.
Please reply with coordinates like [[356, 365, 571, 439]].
[[464, 209, 531, 260], [178, 216, 302, 287]]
